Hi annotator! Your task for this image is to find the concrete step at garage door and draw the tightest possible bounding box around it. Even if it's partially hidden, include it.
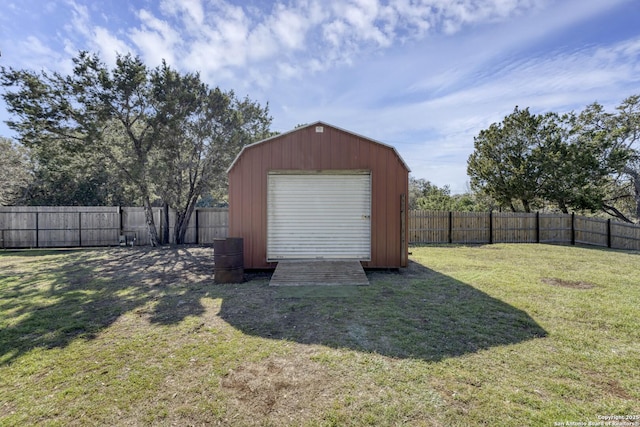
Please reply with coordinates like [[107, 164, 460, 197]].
[[269, 260, 369, 286]]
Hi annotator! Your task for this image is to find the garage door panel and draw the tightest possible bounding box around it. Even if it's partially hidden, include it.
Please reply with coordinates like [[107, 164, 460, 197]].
[[267, 173, 371, 260]]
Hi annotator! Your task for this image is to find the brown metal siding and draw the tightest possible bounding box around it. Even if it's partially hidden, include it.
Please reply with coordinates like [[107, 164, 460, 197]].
[[228, 124, 409, 269]]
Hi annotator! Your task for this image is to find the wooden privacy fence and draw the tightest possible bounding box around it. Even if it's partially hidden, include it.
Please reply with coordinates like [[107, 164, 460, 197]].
[[3, 207, 640, 251], [409, 210, 640, 250], [0, 206, 228, 248]]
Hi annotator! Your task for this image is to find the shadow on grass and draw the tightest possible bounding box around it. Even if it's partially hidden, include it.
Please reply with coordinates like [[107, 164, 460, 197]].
[[0, 247, 212, 365], [0, 249, 547, 365], [213, 261, 548, 361]]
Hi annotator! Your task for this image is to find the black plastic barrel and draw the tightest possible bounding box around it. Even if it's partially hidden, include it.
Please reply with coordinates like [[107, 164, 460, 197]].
[[214, 237, 244, 283]]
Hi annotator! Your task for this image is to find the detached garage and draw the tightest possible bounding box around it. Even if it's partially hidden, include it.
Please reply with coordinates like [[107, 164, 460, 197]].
[[227, 121, 410, 269]]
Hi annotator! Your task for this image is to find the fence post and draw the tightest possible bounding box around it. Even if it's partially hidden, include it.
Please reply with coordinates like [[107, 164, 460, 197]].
[[571, 213, 575, 246], [195, 209, 200, 245], [78, 212, 82, 247], [118, 206, 123, 234], [536, 212, 540, 243], [489, 210, 493, 244], [448, 211, 453, 244], [35, 211, 39, 248], [607, 219, 612, 248]]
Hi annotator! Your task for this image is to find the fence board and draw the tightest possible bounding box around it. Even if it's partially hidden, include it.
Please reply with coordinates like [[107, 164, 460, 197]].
[[3, 207, 640, 250], [493, 212, 537, 243], [121, 207, 163, 246], [611, 222, 640, 250], [538, 214, 572, 243], [0, 211, 37, 247], [409, 210, 449, 243], [574, 216, 608, 247], [197, 208, 229, 243], [81, 212, 120, 246], [452, 212, 490, 243], [407, 210, 640, 251]]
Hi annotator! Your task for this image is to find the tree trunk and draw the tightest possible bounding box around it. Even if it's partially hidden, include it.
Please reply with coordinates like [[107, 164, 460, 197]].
[[174, 210, 187, 244], [522, 199, 532, 213], [174, 200, 198, 244], [142, 197, 161, 247], [602, 203, 634, 224], [622, 167, 640, 223], [558, 200, 569, 214], [633, 175, 640, 223]]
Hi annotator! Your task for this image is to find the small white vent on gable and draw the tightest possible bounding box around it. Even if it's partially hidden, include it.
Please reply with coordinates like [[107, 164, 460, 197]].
[[315, 126, 324, 133]]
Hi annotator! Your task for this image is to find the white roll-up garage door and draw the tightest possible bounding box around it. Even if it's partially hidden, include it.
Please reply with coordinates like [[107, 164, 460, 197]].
[[267, 172, 371, 260]]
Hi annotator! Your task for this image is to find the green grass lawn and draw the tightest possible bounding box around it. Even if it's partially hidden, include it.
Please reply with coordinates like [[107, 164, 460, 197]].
[[0, 244, 638, 426]]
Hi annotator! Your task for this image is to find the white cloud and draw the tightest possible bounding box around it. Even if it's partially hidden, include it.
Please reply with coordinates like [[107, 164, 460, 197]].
[[129, 9, 180, 66], [62, 0, 135, 67], [94, 27, 134, 66], [160, 0, 205, 28], [2, 0, 638, 194]]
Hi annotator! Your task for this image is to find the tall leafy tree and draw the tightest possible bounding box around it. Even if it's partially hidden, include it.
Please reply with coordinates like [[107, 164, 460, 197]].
[[150, 63, 272, 243], [534, 110, 621, 214], [409, 177, 453, 210], [1, 51, 272, 244], [19, 134, 135, 206], [562, 103, 632, 221], [467, 107, 545, 212], [467, 101, 635, 221], [610, 95, 640, 221], [1, 52, 164, 244], [0, 137, 32, 205]]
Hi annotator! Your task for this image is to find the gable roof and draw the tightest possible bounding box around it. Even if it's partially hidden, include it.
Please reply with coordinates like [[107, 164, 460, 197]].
[[226, 121, 410, 173]]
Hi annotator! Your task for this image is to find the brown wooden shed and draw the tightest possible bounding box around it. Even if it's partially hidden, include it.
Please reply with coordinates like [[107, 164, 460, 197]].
[[227, 121, 410, 269]]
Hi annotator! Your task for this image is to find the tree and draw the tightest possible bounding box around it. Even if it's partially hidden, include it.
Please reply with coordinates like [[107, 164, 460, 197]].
[[0, 137, 32, 205], [409, 176, 492, 212], [467, 101, 636, 221], [467, 107, 546, 212], [1, 51, 272, 244], [408, 177, 453, 210], [150, 63, 272, 243], [534, 109, 622, 215], [1, 52, 164, 244], [19, 134, 135, 206], [610, 95, 640, 222]]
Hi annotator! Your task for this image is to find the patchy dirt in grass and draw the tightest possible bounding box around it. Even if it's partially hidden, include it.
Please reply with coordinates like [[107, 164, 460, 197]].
[[220, 348, 340, 423], [541, 277, 596, 289]]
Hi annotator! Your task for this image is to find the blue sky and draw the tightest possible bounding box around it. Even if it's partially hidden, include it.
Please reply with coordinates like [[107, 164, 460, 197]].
[[1, 0, 639, 193]]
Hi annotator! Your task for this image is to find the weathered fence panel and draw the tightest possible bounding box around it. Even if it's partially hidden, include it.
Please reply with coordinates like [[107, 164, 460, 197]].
[[80, 211, 121, 246], [610, 221, 640, 250], [409, 210, 449, 243], [408, 210, 640, 251], [452, 212, 490, 244], [0, 210, 37, 247], [3, 207, 640, 250], [574, 216, 608, 247], [0, 206, 120, 248], [0, 206, 230, 248], [120, 207, 163, 246], [493, 212, 537, 243], [196, 208, 229, 243], [538, 214, 572, 243]]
